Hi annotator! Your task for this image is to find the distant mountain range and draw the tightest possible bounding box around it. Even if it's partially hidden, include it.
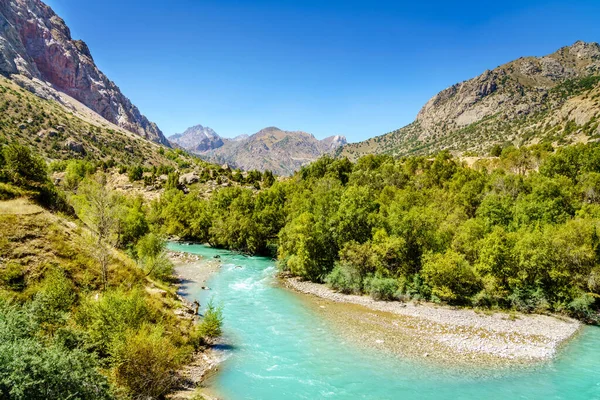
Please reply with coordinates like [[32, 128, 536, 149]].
[[169, 126, 347, 176], [339, 41, 600, 160]]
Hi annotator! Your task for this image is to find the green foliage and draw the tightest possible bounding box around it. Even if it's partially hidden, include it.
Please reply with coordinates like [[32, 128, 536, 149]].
[[77, 289, 154, 355], [0, 301, 113, 400], [422, 250, 482, 304], [64, 160, 97, 189], [147, 142, 600, 320], [128, 165, 143, 182], [197, 300, 223, 340], [112, 324, 185, 400], [2, 144, 48, 187], [325, 263, 363, 294], [364, 275, 399, 301]]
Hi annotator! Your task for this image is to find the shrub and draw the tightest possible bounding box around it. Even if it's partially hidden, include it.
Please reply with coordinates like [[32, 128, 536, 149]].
[[0, 262, 26, 291], [128, 165, 143, 182], [325, 262, 362, 294], [0, 302, 112, 400], [64, 160, 97, 189], [31, 268, 76, 327], [113, 324, 185, 400], [567, 293, 597, 322], [77, 289, 153, 354], [364, 275, 399, 301], [0, 182, 25, 200], [2, 144, 48, 187], [197, 300, 223, 340]]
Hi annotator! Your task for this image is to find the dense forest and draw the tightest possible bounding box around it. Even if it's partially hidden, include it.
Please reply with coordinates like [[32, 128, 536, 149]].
[[151, 143, 600, 322]]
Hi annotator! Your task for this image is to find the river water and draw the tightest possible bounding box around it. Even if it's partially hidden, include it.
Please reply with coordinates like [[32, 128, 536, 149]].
[[168, 243, 600, 400]]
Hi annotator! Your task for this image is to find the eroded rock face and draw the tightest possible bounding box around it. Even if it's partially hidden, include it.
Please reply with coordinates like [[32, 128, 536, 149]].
[[0, 0, 169, 145], [339, 41, 600, 160], [415, 41, 600, 138]]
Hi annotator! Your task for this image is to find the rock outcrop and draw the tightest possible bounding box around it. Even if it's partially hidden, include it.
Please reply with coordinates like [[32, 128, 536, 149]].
[[339, 41, 600, 160], [0, 0, 168, 145]]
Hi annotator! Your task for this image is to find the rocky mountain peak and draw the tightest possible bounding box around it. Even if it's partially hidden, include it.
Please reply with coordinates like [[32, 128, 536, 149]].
[[0, 0, 168, 145], [169, 125, 223, 151]]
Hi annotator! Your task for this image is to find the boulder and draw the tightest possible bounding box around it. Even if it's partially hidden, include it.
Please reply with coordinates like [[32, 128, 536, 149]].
[[65, 139, 85, 154], [179, 172, 199, 185]]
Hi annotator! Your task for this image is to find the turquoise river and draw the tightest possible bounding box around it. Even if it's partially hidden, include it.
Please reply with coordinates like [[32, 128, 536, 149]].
[[168, 243, 600, 400]]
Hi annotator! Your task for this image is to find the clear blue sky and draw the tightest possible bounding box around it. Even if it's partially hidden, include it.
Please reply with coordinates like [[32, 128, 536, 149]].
[[45, 0, 600, 142]]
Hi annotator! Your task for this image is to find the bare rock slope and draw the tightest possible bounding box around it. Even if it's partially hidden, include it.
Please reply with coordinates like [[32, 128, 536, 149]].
[[340, 41, 600, 160], [0, 0, 168, 145]]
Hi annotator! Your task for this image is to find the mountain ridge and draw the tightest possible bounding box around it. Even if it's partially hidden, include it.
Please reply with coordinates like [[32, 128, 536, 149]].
[[171, 125, 347, 175], [339, 41, 600, 160], [0, 0, 169, 145]]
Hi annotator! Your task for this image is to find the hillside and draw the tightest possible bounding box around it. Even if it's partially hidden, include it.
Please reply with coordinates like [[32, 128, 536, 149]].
[[183, 126, 347, 175], [0, 0, 168, 145], [0, 75, 173, 166], [339, 41, 600, 160]]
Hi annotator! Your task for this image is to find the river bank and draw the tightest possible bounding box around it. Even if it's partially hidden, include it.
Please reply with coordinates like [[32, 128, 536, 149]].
[[167, 251, 225, 400], [284, 277, 582, 367]]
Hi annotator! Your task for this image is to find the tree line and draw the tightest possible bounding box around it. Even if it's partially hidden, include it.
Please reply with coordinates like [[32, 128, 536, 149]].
[[152, 143, 600, 322]]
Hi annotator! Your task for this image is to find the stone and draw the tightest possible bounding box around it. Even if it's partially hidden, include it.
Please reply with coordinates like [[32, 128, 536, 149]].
[[65, 139, 85, 154], [179, 172, 199, 185]]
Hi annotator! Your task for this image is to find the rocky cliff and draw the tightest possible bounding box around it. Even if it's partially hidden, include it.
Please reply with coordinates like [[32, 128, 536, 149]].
[[0, 0, 168, 145], [178, 125, 347, 175], [340, 41, 600, 159]]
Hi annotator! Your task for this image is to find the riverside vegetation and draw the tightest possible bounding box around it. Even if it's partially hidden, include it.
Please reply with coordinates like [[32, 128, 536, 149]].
[[152, 143, 600, 323], [0, 144, 223, 400]]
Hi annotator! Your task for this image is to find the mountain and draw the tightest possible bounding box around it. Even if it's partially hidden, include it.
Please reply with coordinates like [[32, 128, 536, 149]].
[[339, 41, 600, 160], [181, 126, 346, 175], [0, 0, 168, 145], [169, 125, 224, 151]]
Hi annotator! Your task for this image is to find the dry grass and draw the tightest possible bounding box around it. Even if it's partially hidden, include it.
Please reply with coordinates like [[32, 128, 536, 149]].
[[0, 198, 44, 215]]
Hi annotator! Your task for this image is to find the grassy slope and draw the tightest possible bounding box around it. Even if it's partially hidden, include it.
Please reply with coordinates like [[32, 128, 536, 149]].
[[0, 76, 172, 166]]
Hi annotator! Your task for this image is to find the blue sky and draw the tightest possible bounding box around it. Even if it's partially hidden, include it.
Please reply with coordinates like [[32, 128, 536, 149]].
[[45, 0, 600, 142]]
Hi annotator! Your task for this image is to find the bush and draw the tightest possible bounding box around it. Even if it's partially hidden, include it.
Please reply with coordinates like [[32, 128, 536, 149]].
[[567, 293, 597, 322], [128, 165, 143, 182], [0, 262, 26, 291], [325, 263, 362, 294], [2, 144, 48, 187], [31, 268, 76, 327], [0, 302, 112, 400], [77, 289, 153, 354], [64, 160, 97, 189], [197, 300, 223, 340], [0, 182, 25, 200], [113, 324, 185, 400], [364, 275, 398, 301]]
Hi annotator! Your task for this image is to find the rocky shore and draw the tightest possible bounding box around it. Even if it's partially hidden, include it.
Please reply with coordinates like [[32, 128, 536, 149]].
[[284, 277, 582, 366], [167, 252, 225, 400]]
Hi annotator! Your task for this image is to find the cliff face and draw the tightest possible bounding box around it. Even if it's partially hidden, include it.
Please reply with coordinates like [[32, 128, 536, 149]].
[[0, 0, 168, 145], [339, 41, 600, 160]]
